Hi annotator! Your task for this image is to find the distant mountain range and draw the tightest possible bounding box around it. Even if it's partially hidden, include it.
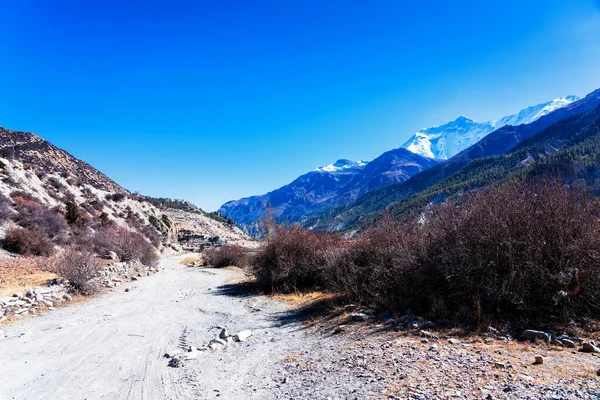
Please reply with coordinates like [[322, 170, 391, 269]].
[[219, 149, 437, 235], [401, 96, 579, 160], [220, 90, 599, 236], [307, 88, 600, 232]]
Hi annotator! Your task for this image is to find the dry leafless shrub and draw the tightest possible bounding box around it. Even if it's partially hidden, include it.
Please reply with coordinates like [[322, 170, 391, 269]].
[[93, 227, 158, 266], [252, 179, 600, 325], [1, 227, 55, 256], [50, 249, 102, 295], [251, 225, 341, 293], [0, 192, 15, 221], [203, 244, 247, 268], [13, 196, 68, 240]]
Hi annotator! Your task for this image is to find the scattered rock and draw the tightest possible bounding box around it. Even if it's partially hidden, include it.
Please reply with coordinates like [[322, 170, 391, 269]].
[[168, 357, 183, 368], [596, 369, 600, 376], [131, 276, 138, 281], [520, 330, 551, 342], [333, 325, 347, 334], [562, 339, 576, 348], [533, 356, 544, 365], [124, 288, 130, 293], [350, 313, 371, 321], [234, 330, 253, 342], [219, 328, 229, 340], [448, 338, 460, 345], [579, 342, 600, 353], [12, 293, 23, 299], [63, 294, 72, 301]]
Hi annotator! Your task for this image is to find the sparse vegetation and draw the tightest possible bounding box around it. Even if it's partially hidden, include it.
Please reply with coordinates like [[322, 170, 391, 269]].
[[12, 196, 69, 240], [251, 225, 340, 292], [1, 227, 55, 256], [50, 249, 102, 295], [251, 180, 600, 325], [203, 244, 247, 268], [0, 192, 14, 221], [105, 193, 126, 202], [94, 227, 158, 266]]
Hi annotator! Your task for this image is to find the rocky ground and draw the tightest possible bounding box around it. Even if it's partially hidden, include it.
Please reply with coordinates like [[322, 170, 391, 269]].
[[0, 256, 598, 399]]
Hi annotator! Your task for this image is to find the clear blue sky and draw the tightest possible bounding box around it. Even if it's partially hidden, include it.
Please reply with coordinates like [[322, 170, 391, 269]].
[[2, 1, 600, 210]]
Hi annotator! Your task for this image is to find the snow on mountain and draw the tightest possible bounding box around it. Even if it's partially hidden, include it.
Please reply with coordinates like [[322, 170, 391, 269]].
[[315, 159, 367, 173], [402, 96, 580, 160]]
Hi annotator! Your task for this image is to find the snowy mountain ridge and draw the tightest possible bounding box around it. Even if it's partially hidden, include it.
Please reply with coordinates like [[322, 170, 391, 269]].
[[402, 95, 580, 159]]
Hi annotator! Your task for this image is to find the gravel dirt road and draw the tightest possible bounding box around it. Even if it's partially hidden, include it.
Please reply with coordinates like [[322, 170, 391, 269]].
[[1, 255, 599, 400], [0, 255, 325, 400]]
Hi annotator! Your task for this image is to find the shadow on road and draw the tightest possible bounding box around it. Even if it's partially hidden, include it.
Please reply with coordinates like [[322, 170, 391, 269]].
[[213, 282, 261, 298]]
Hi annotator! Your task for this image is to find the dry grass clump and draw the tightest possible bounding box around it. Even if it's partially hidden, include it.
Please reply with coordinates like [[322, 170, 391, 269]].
[[203, 244, 247, 268], [0, 258, 58, 296], [179, 256, 203, 266]]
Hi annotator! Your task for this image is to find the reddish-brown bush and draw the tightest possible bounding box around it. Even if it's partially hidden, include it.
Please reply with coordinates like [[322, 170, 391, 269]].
[[93, 227, 158, 266], [251, 225, 341, 293], [12, 196, 68, 240], [1, 227, 55, 256], [252, 180, 600, 324], [203, 244, 247, 268]]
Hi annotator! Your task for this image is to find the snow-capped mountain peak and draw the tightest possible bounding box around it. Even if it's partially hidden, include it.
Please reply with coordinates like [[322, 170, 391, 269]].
[[315, 159, 368, 173], [402, 95, 580, 160]]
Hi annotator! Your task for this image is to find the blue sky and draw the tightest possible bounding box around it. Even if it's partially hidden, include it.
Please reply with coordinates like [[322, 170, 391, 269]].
[[2, 1, 600, 210]]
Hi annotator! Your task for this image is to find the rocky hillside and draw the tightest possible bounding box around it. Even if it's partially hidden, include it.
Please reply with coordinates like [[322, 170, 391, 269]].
[[0, 127, 125, 193], [0, 126, 248, 255], [144, 197, 254, 246]]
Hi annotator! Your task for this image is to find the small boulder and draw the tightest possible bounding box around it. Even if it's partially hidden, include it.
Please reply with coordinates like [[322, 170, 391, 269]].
[[580, 342, 600, 353], [448, 338, 460, 345], [520, 330, 551, 342], [562, 339, 576, 348], [333, 325, 347, 334], [219, 328, 229, 340], [63, 294, 73, 301], [533, 356, 544, 365], [168, 357, 183, 368], [131, 276, 138, 281], [350, 313, 371, 321], [233, 330, 253, 342]]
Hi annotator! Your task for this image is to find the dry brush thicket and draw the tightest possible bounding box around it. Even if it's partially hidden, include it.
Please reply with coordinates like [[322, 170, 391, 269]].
[[251, 180, 600, 325], [203, 244, 247, 268]]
